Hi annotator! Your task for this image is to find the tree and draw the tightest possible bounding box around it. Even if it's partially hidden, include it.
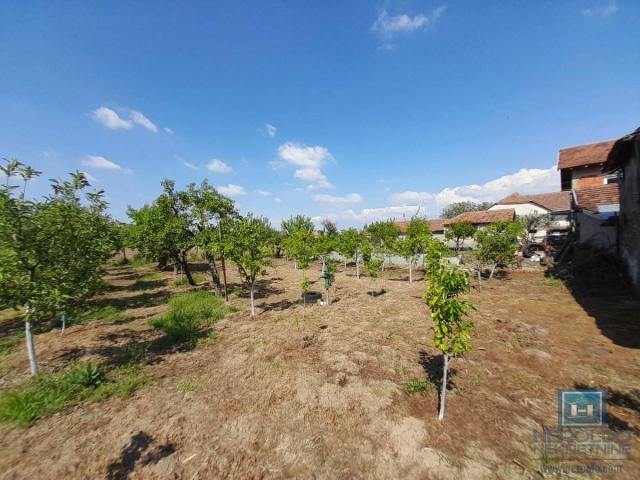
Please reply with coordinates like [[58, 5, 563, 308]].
[[365, 221, 400, 271], [223, 214, 273, 316], [440, 201, 492, 220], [182, 180, 237, 295], [128, 180, 197, 284], [473, 220, 521, 283], [424, 263, 474, 421], [518, 213, 551, 247], [337, 228, 369, 279], [0, 163, 117, 375], [320, 218, 338, 237], [394, 218, 432, 283], [365, 258, 384, 296], [281, 214, 314, 268], [444, 221, 476, 256]]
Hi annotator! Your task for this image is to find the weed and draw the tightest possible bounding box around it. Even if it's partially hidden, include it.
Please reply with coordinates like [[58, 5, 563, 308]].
[[543, 277, 563, 288], [150, 291, 233, 346], [177, 379, 199, 396], [0, 332, 23, 356], [0, 362, 149, 427], [173, 273, 208, 286], [70, 305, 130, 326], [405, 378, 434, 395], [130, 255, 152, 268], [108, 257, 130, 267]]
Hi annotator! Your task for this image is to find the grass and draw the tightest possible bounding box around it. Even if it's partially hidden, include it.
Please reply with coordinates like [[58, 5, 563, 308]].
[[150, 291, 236, 346], [177, 379, 199, 397], [70, 305, 130, 326], [132, 272, 165, 289], [405, 378, 435, 395], [542, 277, 563, 288], [130, 256, 153, 268], [173, 273, 209, 286], [0, 332, 24, 356], [0, 362, 149, 427]]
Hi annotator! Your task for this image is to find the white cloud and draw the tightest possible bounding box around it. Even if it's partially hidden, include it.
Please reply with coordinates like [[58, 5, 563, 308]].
[[390, 165, 559, 209], [206, 159, 233, 173], [313, 193, 363, 205], [91, 107, 133, 130], [277, 142, 335, 189], [265, 123, 277, 138], [182, 161, 198, 171], [81, 172, 97, 182], [256, 190, 271, 197], [312, 205, 422, 227], [164, 127, 174, 134], [274, 197, 283, 204], [217, 184, 246, 197], [82, 155, 124, 171], [583, 1, 618, 17], [131, 111, 158, 132], [371, 6, 446, 49]]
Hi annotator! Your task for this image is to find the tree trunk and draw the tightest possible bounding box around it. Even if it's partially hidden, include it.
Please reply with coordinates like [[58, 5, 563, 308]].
[[25, 320, 38, 376], [409, 261, 413, 283], [477, 268, 482, 289], [321, 257, 326, 273], [356, 254, 360, 279], [250, 284, 256, 316], [438, 353, 449, 421], [180, 255, 196, 286], [326, 287, 330, 306], [294, 259, 297, 270], [122, 248, 128, 262], [173, 262, 179, 278], [489, 263, 497, 280], [60, 313, 66, 335], [205, 252, 222, 290]]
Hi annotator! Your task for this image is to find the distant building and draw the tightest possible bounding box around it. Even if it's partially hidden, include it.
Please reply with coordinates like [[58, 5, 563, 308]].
[[442, 209, 516, 249], [394, 219, 446, 241], [558, 140, 618, 191], [489, 191, 571, 241], [603, 128, 640, 292], [571, 183, 620, 254]]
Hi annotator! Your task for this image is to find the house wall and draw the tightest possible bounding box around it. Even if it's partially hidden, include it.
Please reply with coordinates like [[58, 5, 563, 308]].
[[489, 202, 548, 216], [568, 165, 607, 190], [618, 143, 640, 291], [576, 212, 617, 254]]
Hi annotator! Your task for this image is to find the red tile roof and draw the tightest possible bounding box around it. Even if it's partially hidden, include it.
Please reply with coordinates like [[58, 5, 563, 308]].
[[444, 209, 515, 226], [394, 219, 446, 233], [558, 140, 616, 170], [495, 191, 571, 212], [574, 183, 620, 213]]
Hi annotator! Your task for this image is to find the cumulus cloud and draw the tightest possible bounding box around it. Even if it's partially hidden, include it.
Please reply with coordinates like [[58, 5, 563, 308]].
[[313, 165, 560, 228], [265, 123, 277, 138], [390, 165, 559, 207], [131, 111, 158, 132], [91, 107, 133, 130], [371, 6, 446, 49], [81, 155, 131, 173], [313, 193, 363, 205], [277, 142, 335, 189], [217, 184, 246, 197], [206, 159, 233, 173], [274, 197, 283, 204], [583, 1, 618, 17], [256, 190, 271, 197], [91, 106, 158, 133]]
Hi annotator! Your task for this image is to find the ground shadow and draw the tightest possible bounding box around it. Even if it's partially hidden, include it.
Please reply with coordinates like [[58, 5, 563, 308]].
[[419, 351, 457, 399], [90, 290, 172, 312], [575, 383, 640, 437], [368, 289, 387, 297], [548, 248, 640, 348], [262, 298, 297, 312], [106, 431, 176, 480]]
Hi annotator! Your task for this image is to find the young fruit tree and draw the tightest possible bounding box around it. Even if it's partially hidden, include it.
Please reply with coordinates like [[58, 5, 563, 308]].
[[223, 214, 273, 316], [365, 221, 400, 271], [0, 163, 117, 375], [365, 258, 384, 296], [127, 179, 197, 284], [394, 218, 432, 283], [337, 228, 369, 279], [424, 264, 474, 420], [473, 220, 521, 284], [444, 221, 476, 257], [281, 214, 314, 269]]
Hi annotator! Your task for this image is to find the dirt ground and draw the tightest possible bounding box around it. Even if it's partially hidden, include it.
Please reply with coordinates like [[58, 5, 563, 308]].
[[1, 258, 639, 479]]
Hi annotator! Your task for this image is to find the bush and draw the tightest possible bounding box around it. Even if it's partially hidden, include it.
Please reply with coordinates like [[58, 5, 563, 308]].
[[0, 362, 148, 427], [150, 291, 234, 345], [405, 378, 434, 395]]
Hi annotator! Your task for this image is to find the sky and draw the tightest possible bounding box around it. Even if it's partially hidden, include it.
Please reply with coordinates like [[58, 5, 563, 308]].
[[1, 1, 639, 228]]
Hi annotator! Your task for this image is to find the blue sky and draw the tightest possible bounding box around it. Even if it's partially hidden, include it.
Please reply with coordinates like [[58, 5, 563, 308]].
[[1, 1, 639, 227]]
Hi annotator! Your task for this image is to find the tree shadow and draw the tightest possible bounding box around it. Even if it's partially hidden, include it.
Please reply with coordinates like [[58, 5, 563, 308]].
[[106, 431, 176, 480], [90, 290, 172, 312], [368, 289, 387, 297], [574, 383, 640, 436], [261, 298, 297, 312], [548, 248, 640, 348], [419, 351, 457, 412]]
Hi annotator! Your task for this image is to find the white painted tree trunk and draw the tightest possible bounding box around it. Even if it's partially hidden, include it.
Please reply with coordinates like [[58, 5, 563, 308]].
[[489, 264, 497, 280], [438, 353, 449, 421], [25, 321, 38, 376], [250, 285, 256, 316], [409, 261, 413, 283], [60, 313, 66, 335], [477, 269, 482, 289], [356, 254, 360, 279]]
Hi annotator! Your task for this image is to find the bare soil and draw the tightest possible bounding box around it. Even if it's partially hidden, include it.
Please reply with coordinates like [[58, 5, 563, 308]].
[[1, 259, 639, 479]]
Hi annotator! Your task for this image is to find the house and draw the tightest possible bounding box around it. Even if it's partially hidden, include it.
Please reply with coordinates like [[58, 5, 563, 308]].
[[571, 183, 620, 254], [603, 128, 640, 291], [558, 140, 618, 191], [394, 219, 446, 242], [443, 209, 515, 249], [489, 191, 571, 241]]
